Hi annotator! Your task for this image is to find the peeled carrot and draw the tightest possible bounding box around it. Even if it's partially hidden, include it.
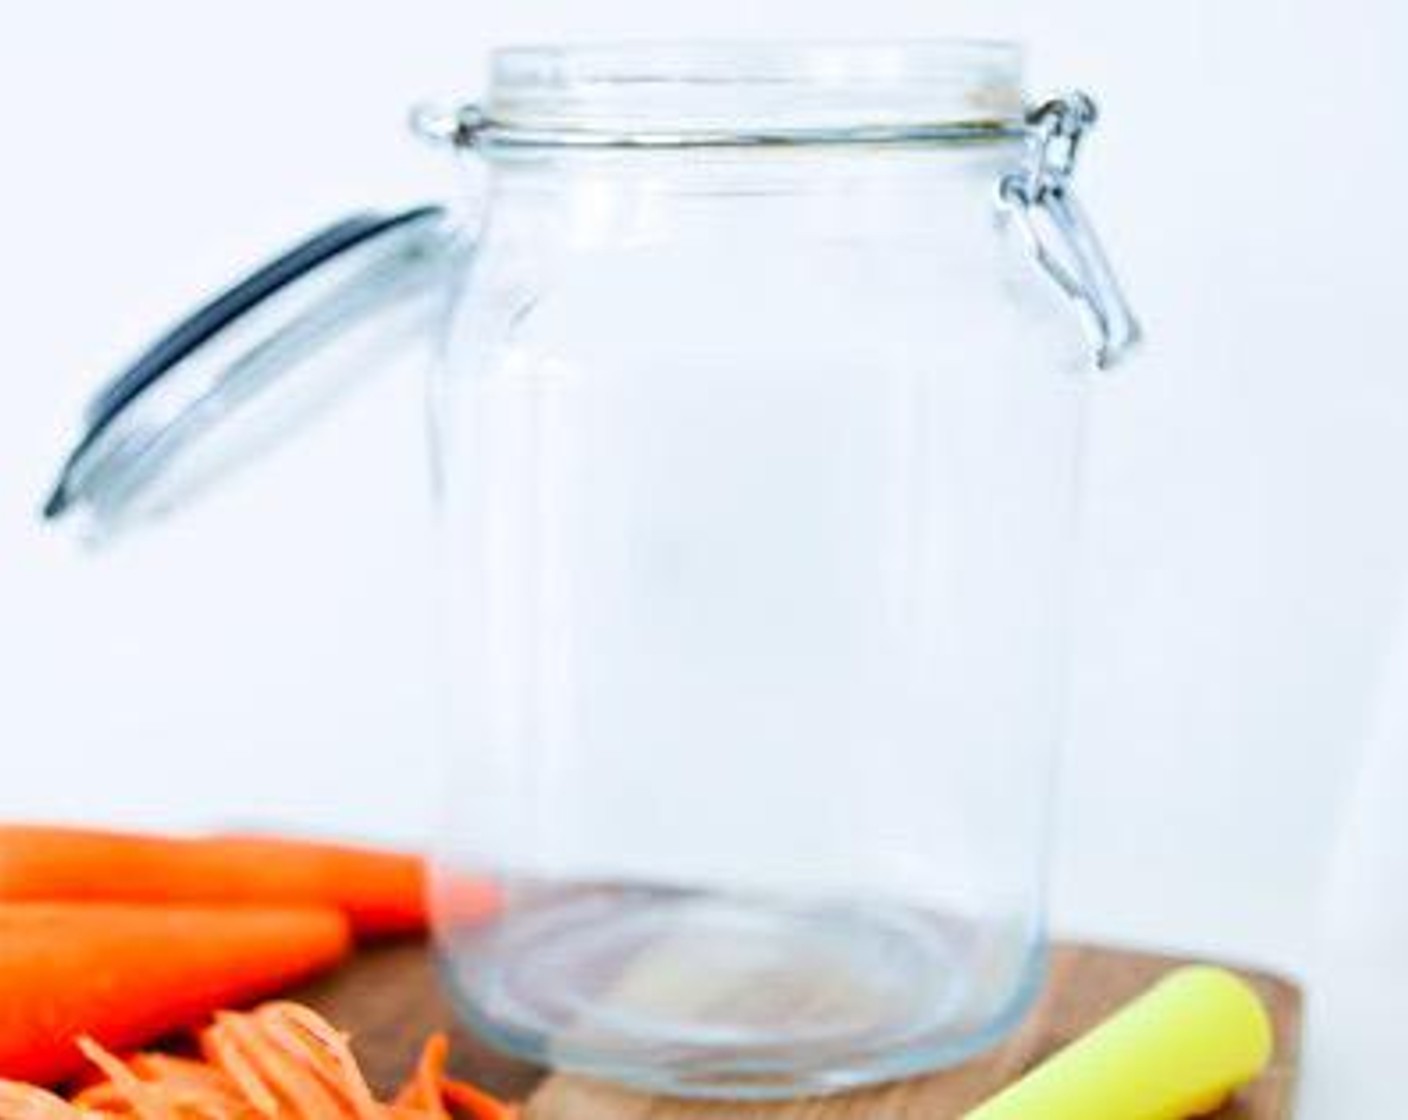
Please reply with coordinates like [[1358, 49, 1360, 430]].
[[0, 903, 350, 1084], [0, 825, 436, 937]]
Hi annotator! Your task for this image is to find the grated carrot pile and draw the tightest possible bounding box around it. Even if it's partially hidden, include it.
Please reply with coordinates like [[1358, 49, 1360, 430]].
[[0, 1003, 517, 1120]]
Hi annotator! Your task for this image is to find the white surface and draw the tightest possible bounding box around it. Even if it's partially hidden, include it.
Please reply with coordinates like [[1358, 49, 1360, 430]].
[[0, 0, 1403, 1111]]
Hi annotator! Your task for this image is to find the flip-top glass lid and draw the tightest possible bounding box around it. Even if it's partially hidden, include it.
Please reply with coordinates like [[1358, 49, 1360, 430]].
[[45, 206, 457, 538]]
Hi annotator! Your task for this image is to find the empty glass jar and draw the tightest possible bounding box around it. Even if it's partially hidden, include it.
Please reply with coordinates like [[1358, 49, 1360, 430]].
[[45, 40, 1137, 1099]]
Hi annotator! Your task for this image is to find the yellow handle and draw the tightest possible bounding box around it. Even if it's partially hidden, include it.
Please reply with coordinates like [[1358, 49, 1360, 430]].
[[964, 966, 1273, 1120]]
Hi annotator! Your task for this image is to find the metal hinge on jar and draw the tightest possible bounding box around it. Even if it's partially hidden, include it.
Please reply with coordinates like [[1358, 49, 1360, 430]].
[[999, 94, 1142, 370]]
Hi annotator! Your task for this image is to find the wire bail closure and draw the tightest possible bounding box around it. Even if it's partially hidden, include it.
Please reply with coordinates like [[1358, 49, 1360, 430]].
[[410, 103, 488, 149], [998, 94, 1141, 370], [412, 91, 1140, 370]]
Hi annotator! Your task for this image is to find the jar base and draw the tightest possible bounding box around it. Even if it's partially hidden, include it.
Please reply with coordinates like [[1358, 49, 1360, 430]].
[[439, 884, 1044, 1099]]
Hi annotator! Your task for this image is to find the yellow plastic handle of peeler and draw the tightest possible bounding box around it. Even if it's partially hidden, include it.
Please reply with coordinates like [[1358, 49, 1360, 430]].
[[964, 966, 1274, 1120]]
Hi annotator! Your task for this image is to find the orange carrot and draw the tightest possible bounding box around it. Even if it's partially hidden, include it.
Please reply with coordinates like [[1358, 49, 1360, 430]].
[[0, 903, 350, 1085], [439, 1078, 520, 1120], [393, 1033, 451, 1119], [72, 1037, 260, 1119], [4, 999, 519, 1119], [0, 1079, 83, 1120], [242, 1003, 382, 1119], [388, 1023, 519, 1120], [75, 1037, 172, 1120], [72, 1051, 251, 1116], [0, 826, 442, 937]]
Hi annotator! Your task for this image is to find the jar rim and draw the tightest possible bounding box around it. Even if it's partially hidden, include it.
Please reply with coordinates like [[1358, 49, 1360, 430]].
[[474, 39, 1026, 148]]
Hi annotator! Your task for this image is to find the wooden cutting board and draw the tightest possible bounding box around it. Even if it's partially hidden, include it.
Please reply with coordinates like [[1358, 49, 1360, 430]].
[[293, 941, 1302, 1118]]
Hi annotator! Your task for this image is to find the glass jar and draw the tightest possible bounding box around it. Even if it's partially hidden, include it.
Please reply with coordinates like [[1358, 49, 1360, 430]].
[[44, 40, 1137, 1100]]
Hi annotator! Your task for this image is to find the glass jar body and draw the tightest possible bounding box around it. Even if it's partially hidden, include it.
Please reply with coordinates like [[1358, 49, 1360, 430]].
[[430, 142, 1087, 1097]]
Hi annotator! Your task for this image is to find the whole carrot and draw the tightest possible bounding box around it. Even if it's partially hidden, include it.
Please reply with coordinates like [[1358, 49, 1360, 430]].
[[0, 903, 350, 1084], [0, 825, 435, 937]]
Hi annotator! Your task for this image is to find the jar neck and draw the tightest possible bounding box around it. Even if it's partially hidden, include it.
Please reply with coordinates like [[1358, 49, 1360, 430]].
[[473, 143, 1025, 249]]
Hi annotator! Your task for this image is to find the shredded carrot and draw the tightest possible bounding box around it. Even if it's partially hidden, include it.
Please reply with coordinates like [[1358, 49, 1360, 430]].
[[0, 1002, 519, 1120], [388, 1027, 518, 1120], [75, 1038, 175, 1120], [125, 1053, 253, 1116], [199, 1019, 282, 1118], [0, 1080, 84, 1120], [210, 1012, 347, 1118], [391, 1034, 450, 1120], [249, 1004, 382, 1120], [440, 1078, 520, 1120]]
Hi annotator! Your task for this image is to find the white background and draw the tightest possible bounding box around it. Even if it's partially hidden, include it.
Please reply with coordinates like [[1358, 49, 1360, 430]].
[[1, 1, 1404, 1112]]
